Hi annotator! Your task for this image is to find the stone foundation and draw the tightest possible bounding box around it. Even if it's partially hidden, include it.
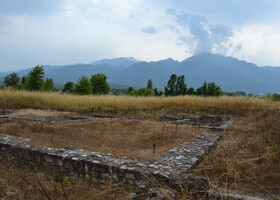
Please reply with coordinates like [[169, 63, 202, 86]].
[[0, 132, 222, 193]]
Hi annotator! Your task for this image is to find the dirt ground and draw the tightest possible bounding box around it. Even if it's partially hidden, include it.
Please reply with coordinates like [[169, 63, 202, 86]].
[[7, 109, 73, 117]]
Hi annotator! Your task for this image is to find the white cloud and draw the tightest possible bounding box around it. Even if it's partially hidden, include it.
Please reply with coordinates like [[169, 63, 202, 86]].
[[230, 24, 280, 66], [0, 1, 188, 70], [1, 0, 280, 71]]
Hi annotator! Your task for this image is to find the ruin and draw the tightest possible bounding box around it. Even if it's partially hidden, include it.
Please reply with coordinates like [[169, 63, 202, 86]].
[[0, 114, 241, 199]]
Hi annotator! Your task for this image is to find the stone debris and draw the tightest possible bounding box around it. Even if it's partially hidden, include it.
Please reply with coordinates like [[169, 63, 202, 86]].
[[0, 113, 135, 124], [146, 187, 176, 200], [178, 174, 210, 191], [209, 187, 270, 200], [162, 115, 235, 130], [89, 113, 135, 120], [64, 146, 76, 150], [129, 192, 137, 200]]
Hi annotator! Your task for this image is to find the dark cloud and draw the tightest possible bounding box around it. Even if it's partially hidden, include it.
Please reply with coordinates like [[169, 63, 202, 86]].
[[141, 26, 157, 34], [167, 10, 236, 54], [154, 0, 280, 26], [0, 0, 65, 16], [211, 24, 233, 37]]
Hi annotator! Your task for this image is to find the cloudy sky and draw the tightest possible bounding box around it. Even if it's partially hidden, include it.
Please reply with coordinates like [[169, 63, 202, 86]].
[[1, 0, 280, 71]]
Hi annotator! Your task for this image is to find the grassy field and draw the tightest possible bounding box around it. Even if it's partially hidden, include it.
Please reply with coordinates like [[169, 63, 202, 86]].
[[0, 89, 276, 115], [0, 90, 279, 199], [0, 115, 208, 160]]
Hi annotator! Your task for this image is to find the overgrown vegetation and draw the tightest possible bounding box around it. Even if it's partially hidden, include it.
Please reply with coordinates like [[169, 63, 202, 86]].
[[0, 90, 279, 199]]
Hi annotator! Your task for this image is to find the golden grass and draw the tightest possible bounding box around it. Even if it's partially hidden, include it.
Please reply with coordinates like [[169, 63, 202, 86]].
[[0, 118, 208, 160], [195, 111, 280, 199], [0, 90, 279, 115], [1, 90, 280, 198], [0, 161, 127, 200]]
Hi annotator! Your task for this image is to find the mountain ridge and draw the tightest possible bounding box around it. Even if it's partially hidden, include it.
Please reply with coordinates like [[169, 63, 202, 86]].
[[1, 54, 280, 94]]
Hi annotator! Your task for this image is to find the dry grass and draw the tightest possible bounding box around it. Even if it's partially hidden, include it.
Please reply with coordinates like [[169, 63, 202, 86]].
[[0, 90, 280, 198], [8, 108, 72, 117], [0, 118, 206, 161], [0, 90, 278, 116], [194, 111, 280, 199], [0, 161, 128, 200]]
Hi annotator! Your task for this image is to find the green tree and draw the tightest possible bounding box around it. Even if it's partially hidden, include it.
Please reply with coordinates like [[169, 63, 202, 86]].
[[196, 87, 202, 96], [25, 65, 45, 91], [213, 86, 222, 96], [153, 88, 164, 96], [207, 82, 222, 96], [74, 76, 92, 95], [127, 86, 135, 96], [90, 73, 110, 95], [196, 81, 222, 97], [137, 88, 153, 96], [165, 74, 188, 96], [21, 75, 27, 85], [147, 79, 153, 90], [202, 81, 208, 96], [234, 91, 247, 96], [4, 73, 20, 88], [17, 84, 24, 90], [271, 93, 280, 101], [175, 75, 187, 95], [153, 88, 159, 96], [187, 87, 196, 95], [62, 82, 74, 93], [196, 81, 207, 96], [164, 74, 177, 96], [44, 78, 54, 91]]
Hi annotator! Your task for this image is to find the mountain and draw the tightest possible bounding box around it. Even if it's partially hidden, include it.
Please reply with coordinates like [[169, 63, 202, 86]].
[[109, 58, 180, 87], [0, 57, 140, 86], [261, 66, 280, 73], [109, 53, 280, 93], [90, 57, 139, 71], [172, 53, 280, 93], [1, 54, 280, 94], [0, 68, 32, 83], [43, 64, 116, 83]]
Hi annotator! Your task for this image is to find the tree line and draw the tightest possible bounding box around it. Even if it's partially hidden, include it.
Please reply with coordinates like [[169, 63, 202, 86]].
[[1, 65, 233, 98], [126, 74, 222, 97], [1, 65, 110, 95], [2, 65, 56, 92], [63, 74, 110, 95]]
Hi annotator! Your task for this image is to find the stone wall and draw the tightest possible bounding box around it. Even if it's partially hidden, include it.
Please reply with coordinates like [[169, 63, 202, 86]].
[[0, 132, 223, 193]]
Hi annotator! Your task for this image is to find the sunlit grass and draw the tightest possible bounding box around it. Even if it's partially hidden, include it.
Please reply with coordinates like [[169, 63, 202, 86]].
[[0, 89, 278, 115]]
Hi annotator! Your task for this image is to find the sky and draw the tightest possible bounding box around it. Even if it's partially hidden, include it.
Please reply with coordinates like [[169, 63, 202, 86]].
[[1, 0, 280, 71]]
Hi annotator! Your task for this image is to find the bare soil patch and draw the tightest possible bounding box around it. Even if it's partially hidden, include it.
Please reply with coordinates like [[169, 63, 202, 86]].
[[7, 109, 72, 118]]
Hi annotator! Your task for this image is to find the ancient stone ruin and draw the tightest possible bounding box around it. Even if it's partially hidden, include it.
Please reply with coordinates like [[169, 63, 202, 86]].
[[1, 115, 261, 199]]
